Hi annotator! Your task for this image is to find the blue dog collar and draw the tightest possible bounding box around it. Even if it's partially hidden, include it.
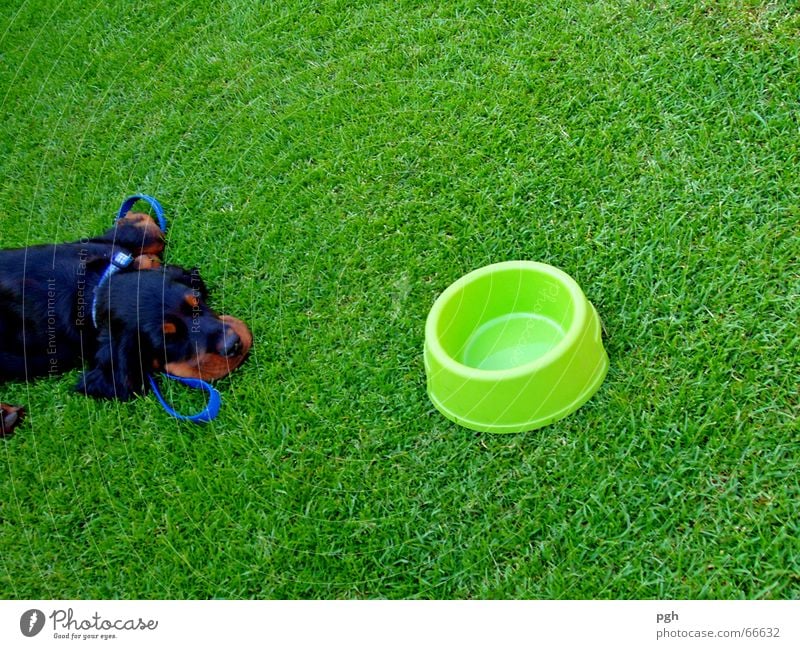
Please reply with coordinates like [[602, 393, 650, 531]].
[[91, 250, 134, 328], [92, 194, 166, 329]]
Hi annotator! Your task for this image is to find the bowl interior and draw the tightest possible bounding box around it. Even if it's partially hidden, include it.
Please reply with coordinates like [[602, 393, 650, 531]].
[[435, 267, 576, 371]]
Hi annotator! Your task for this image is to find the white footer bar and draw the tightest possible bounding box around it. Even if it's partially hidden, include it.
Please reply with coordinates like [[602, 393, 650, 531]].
[[1, 600, 797, 648]]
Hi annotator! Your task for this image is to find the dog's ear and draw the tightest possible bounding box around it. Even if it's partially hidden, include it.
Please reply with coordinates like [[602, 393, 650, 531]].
[[75, 327, 152, 401], [96, 212, 165, 257]]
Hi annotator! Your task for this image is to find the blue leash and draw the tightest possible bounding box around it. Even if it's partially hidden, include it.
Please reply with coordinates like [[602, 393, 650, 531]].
[[115, 195, 222, 423], [147, 374, 221, 424]]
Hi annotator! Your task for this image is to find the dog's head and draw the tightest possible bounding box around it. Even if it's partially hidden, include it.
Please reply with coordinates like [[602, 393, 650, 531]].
[[76, 265, 252, 401]]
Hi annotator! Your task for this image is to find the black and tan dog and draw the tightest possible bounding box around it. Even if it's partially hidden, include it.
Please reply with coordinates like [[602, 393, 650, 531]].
[[0, 213, 247, 436]]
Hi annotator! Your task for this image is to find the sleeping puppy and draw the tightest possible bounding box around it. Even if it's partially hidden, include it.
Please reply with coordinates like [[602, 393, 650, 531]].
[[0, 213, 247, 436]]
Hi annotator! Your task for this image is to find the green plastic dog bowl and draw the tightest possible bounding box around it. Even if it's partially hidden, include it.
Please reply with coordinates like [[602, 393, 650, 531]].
[[424, 261, 609, 433]]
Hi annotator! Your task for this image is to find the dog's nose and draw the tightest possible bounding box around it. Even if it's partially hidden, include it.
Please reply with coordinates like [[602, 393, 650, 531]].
[[218, 327, 243, 357]]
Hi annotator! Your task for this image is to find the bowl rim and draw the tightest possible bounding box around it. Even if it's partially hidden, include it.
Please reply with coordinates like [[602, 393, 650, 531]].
[[424, 260, 589, 379]]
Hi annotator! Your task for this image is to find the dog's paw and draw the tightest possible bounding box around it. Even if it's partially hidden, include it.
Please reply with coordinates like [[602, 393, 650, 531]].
[[112, 211, 165, 256], [0, 404, 25, 437], [133, 254, 162, 270]]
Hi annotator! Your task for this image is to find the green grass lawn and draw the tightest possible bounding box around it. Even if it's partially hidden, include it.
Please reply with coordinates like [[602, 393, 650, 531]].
[[1, 0, 798, 598]]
